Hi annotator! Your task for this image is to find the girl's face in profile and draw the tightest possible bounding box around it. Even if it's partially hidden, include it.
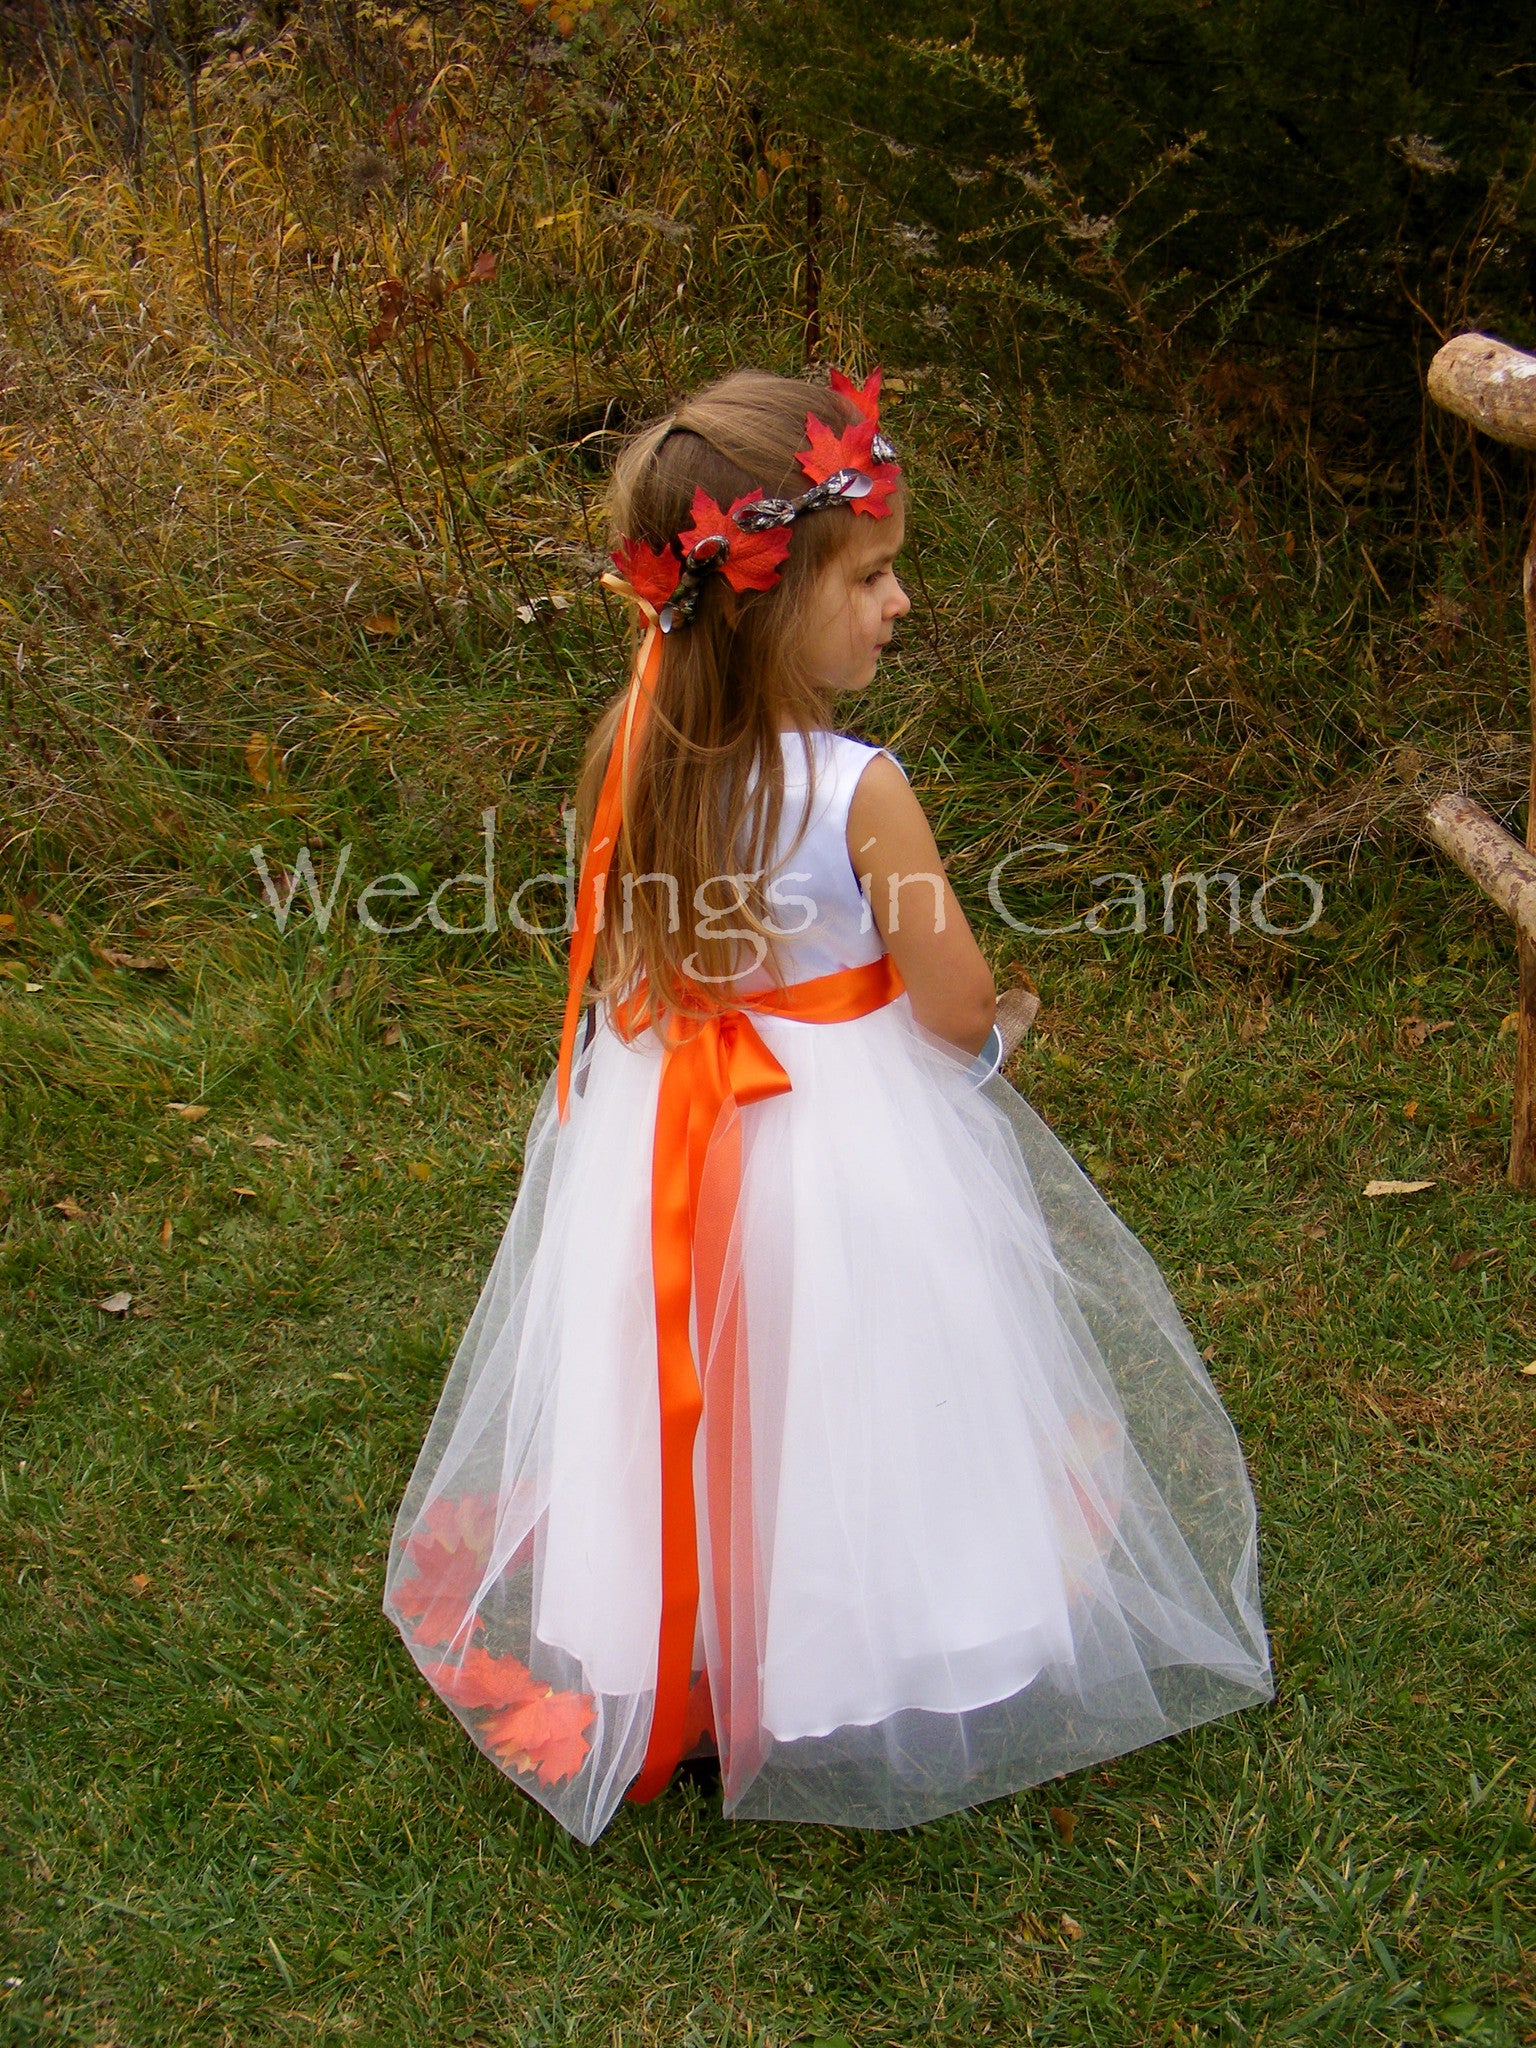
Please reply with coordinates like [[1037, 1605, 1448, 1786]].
[[797, 501, 911, 696]]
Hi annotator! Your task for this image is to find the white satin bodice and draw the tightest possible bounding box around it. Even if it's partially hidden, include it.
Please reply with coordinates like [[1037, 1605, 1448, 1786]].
[[739, 729, 893, 989]]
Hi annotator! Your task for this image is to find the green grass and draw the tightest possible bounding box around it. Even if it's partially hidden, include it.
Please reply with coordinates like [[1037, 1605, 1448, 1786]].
[[3, 897, 1533, 2046]]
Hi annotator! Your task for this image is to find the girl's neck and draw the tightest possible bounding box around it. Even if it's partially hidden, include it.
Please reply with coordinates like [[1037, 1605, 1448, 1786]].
[[778, 690, 841, 734]]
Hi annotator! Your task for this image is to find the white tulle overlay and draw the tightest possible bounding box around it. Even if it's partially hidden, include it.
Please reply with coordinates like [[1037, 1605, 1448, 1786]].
[[384, 734, 1273, 1842]]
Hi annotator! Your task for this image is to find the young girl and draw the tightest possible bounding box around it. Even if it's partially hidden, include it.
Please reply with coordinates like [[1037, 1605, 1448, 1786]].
[[383, 366, 1273, 1844]]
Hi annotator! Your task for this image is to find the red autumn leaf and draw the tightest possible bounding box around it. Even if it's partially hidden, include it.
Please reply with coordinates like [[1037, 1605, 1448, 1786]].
[[363, 279, 413, 353], [393, 1492, 498, 1647], [483, 1684, 596, 1786], [829, 363, 883, 423], [392, 1581, 476, 1648], [796, 413, 900, 518], [419, 1642, 542, 1711], [384, 102, 426, 148], [680, 489, 791, 594], [467, 250, 497, 283], [611, 535, 681, 610]]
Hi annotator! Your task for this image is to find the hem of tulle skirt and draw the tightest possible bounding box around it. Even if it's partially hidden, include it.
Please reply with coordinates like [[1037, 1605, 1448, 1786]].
[[720, 1662, 1277, 1831]]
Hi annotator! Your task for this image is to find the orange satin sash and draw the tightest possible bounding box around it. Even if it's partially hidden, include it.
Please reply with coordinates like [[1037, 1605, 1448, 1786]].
[[556, 587, 905, 1802]]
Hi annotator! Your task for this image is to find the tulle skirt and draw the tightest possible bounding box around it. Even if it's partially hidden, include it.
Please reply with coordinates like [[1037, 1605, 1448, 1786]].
[[383, 997, 1273, 1842]]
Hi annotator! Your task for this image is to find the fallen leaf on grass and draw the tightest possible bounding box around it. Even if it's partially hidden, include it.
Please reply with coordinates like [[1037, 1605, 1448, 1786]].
[[1049, 1806, 1077, 1845], [0, 912, 13, 931], [244, 731, 286, 792], [128, 1573, 151, 1594], [159, 1218, 173, 1247], [165, 1103, 211, 1121], [1521, 1361, 1536, 1378], [406, 1160, 432, 1181], [1499, 1012, 1520, 1038], [53, 1197, 86, 1221], [360, 614, 403, 637], [247, 1134, 283, 1151], [1363, 1179, 1436, 1198], [24, 982, 43, 993], [188, 1135, 214, 1156], [91, 943, 170, 973], [98, 1291, 132, 1316], [1399, 1015, 1455, 1049], [382, 1022, 403, 1047], [1450, 1249, 1496, 1272], [1060, 1914, 1083, 1940]]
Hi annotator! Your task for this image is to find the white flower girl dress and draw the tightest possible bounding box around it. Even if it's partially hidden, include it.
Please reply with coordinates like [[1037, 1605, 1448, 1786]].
[[384, 728, 1273, 1843]]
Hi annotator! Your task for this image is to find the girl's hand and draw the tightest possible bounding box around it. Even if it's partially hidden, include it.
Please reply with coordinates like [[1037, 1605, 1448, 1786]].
[[846, 754, 997, 1055]]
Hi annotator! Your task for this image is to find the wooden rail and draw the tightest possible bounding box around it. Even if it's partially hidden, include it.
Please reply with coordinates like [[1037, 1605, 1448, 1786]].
[[1425, 331, 1536, 1189]]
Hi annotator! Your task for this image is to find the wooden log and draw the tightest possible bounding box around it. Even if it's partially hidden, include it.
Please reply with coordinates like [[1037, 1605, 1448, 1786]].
[[1422, 792, 1536, 947], [1426, 329, 1536, 1188], [1426, 332, 1536, 452], [1514, 536, 1536, 1185]]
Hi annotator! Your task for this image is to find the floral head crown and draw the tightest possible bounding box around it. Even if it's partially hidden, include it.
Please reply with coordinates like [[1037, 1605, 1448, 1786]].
[[609, 367, 900, 633]]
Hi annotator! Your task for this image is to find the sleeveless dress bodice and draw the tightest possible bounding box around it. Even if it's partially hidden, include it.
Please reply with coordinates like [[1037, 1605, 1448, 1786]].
[[746, 729, 890, 986]]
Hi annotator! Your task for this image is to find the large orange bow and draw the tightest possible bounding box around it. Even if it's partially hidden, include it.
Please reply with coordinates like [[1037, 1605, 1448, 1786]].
[[558, 586, 905, 1801]]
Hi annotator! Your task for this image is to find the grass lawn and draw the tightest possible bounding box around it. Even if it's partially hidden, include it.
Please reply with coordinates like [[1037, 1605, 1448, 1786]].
[[3, 895, 1533, 2047]]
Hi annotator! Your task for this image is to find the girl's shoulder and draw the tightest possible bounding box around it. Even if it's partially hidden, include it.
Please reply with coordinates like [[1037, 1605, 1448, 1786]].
[[771, 728, 909, 868], [780, 726, 905, 787]]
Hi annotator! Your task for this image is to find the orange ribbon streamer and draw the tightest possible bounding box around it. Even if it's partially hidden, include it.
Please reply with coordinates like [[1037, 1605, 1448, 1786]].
[[556, 576, 662, 1122], [556, 582, 904, 1802]]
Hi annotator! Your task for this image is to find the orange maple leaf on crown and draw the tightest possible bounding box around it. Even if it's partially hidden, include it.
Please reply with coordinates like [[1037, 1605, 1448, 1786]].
[[611, 534, 681, 611], [829, 364, 883, 423], [679, 489, 793, 592], [796, 412, 900, 518], [483, 1684, 597, 1786]]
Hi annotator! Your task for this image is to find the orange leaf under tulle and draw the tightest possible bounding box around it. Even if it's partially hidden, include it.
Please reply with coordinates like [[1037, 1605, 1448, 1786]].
[[399, 1494, 597, 1787], [392, 1491, 498, 1647], [483, 1683, 598, 1787]]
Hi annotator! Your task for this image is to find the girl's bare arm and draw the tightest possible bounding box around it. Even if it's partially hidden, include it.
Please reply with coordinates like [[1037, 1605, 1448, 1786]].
[[846, 754, 997, 1055]]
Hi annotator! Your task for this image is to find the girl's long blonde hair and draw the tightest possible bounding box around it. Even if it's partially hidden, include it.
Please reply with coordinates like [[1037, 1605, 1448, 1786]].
[[577, 367, 885, 1010]]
